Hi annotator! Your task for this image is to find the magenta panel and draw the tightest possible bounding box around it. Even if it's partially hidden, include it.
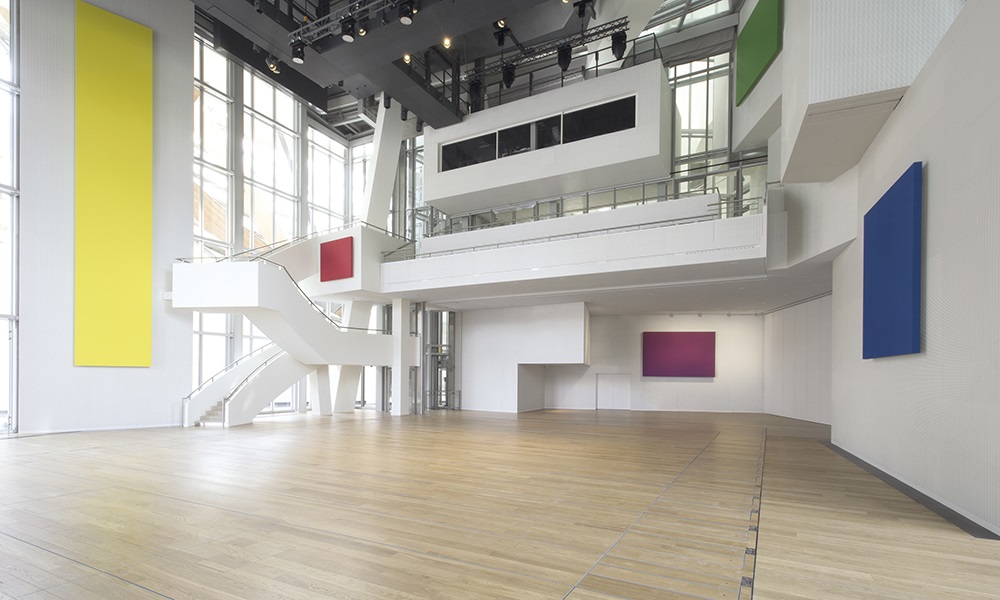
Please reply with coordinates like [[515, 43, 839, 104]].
[[320, 236, 353, 282], [642, 331, 716, 377]]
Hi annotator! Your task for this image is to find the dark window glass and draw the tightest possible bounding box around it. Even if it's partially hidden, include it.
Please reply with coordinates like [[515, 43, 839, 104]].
[[562, 96, 636, 144], [441, 133, 497, 171], [536, 115, 561, 149], [498, 124, 531, 158]]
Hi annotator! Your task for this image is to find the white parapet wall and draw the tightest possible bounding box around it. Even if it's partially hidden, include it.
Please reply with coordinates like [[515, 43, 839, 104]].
[[382, 197, 766, 296], [424, 60, 672, 215]]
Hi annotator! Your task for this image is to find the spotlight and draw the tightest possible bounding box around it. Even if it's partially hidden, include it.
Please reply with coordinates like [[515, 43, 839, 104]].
[[358, 20, 368, 36], [266, 55, 280, 74], [401, 106, 409, 121], [502, 62, 515, 88], [403, 53, 411, 64], [398, 1, 414, 25], [254, 0, 263, 14], [557, 44, 572, 72], [562, 0, 569, 3], [574, 0, 592, 19], [611, 30, 627, 60], [443, 37, 452, 49], [415, 118, 423, 133], [341, 16, 356, 42], [291, 41, 305, 65], [383, 94, 391, 109], [494, 19, 505, 29]]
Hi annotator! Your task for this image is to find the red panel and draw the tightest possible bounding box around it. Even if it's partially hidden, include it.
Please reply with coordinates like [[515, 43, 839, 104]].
[[320, 236, 354, 281]]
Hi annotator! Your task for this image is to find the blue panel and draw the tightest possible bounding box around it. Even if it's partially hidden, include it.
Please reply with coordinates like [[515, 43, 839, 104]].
[[863, 162, 923, 359]]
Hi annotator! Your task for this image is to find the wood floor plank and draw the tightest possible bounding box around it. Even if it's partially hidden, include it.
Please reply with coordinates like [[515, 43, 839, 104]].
[[0, 410, 995, 599]]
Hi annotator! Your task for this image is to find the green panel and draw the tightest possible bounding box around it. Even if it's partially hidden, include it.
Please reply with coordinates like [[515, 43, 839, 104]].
[[735, 0, 782, 106]]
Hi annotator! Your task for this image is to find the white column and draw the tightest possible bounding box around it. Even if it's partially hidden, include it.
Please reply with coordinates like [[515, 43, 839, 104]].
[[311, 366, 332, 415], [391, 297, 412, 416], [359, 93, 405, 226], [331, 301, 374, 412]]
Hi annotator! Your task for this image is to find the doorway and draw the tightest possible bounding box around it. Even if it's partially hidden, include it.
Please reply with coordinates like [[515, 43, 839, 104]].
[[596, 373, 630, 410]]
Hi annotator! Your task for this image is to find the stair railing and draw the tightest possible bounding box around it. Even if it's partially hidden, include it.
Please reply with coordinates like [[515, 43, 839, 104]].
[[222, 348, 289, 427], [182, 341, 278, 426]]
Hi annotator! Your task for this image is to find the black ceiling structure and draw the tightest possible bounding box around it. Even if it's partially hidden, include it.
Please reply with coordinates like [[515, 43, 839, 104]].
[[195, 0, 594, 131]]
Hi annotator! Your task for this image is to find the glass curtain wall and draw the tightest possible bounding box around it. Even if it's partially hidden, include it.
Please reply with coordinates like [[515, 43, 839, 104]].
[[193, 37, 235, 388], [0, 0, 16, 432], [192, 36, 352, 414], [670, 53, 732, 202], [307, 126, 347, 233]]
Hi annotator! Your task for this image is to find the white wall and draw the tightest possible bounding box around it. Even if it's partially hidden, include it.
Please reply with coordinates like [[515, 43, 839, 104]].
[[763, 295, 831, 424], [517, 364, 546, 412], [831, 0, 1000, 534], [545, 314, 763, 412], [781, 166, 858, 267], [462, 303, 588, 412], [19, 0, 193, 433], [807, 0, 963, 105]]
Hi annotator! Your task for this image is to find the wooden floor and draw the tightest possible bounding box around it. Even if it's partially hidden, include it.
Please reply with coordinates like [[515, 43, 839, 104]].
[[0, 410, 996, 599]]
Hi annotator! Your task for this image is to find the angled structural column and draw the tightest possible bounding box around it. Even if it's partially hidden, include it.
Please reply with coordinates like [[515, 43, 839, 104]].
[[331, 94, 406, 411]]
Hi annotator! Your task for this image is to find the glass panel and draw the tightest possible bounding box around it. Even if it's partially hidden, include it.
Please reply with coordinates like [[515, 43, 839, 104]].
[[202, 91, 229, 168], [252, 75, 274, 119], [537, 200, 560, 219], [0, 0, 11, 83], [536, 115, 561, 149], [201, 167, 230, 243], [588, 191, 614, 211], [273, 195, 296, 243], [615, 185, 645, 206], [274, 129, 296, 194], [0, 194, 10, 315], [563, 96, 636, 144], [251, 118, 275, 187], [201, 312, 227, 334], [275, 89, 296, 130], [440, 133, 497, 171], [193, 87, 202, 160], [562, 195, 586, 216], [498, 124, 531, 158], [203, 44, 228, 92], [0, 92, 12, 188], [193, 39, 201, 82], [470, 212, 492, 229], [251, 185, 275, 248], [201, 334, 227, 383], [708, 71, 729, 151]]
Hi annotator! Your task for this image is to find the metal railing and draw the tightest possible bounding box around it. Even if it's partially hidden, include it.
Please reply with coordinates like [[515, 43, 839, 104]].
[[184, 341, 278, 403], [384, 197, 759, 263], [221, 348, 289, 427], [210, 219, 410, 264]]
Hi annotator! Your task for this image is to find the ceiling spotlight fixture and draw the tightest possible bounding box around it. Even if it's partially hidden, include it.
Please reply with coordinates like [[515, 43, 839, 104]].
[[495, 19, 505, 29], [398, 0, 414, 25], [403, 52, 411, 64], [557, 44, 572, 72], [341, 16, 356, 42], [266, 55, 281, 74], [383, 94, 391, 109], [562, 0, 569, 3], [573, 0, 593, 19], [442, 37, 452, 49], [611, 30, 627, 60], [291, 41, 305, 64], [502, 62, 515, 88], [358, 19, 368, 36], [415, 118, 423, 133], [400, 106, 409, 121]]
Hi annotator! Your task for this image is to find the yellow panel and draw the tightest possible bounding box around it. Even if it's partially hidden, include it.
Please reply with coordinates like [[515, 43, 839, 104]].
[[75, 1, 153, 367]]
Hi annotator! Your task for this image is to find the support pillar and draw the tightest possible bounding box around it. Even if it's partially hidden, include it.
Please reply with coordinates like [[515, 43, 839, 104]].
[[311, 366, 333, 415], [331, 301, 373, 412], [391, 297, 412, 416]]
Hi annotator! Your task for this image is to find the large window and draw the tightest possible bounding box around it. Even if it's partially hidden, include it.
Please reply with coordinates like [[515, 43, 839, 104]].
[[670, 53, 730, 176], [307, 126, 347, 234], [193, 37, 235, 388], [191, 35, 359, 415], [243, 72, 299, 249], [0, 0, 17, 432]]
